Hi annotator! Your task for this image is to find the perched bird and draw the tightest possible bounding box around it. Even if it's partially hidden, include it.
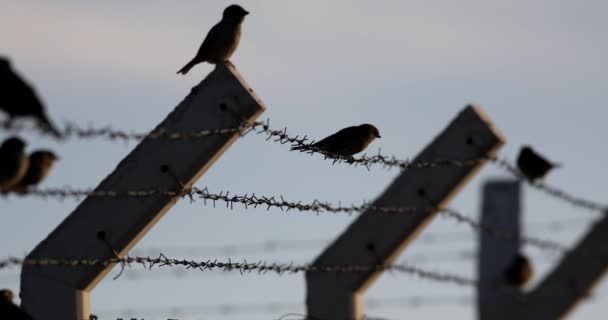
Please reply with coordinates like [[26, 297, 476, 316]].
[[12, 150, 59, 193], [0, 288, 33, 320], [177, 4, 249, 74], [0, 289, 13, 303], [0, 57, 62, 138], [0, 136, 29, 193], [503, 253, 533, 289], [291, 124, 381, 157], [516, 145, 560, 182]]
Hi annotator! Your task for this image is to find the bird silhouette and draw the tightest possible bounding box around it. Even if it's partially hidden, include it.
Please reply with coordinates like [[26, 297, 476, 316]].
[[0, 137, 29, 193], [517, 145, 560, 182], [503, 253, 533, 289], [0, 289, 33, 320], [0, 57, 62, 138], [12, 150, 59, 193], [177, 4, 249, 74], [291, 124, 381, 157]]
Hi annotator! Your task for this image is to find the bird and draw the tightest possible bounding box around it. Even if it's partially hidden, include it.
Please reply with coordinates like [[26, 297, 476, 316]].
[[516, 145, 560, 182], [0, 136, 29, 193], [0, 288, 33, 320], [0, 289, 13, 303], [503, 253, 533, 289], [291, 124, 381, 157], [0, 57, 62, 138], [177, 4, 249, 74], [12, 150, 59, 193]]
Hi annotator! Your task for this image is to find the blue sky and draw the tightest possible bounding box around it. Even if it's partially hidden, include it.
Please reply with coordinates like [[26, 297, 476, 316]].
[[1, 0, 608, 319]]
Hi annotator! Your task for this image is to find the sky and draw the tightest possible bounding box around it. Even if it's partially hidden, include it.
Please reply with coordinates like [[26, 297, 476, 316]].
[[1, 0, 608, 319]]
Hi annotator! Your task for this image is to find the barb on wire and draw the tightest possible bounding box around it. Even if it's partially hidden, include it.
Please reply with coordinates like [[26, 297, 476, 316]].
[[0, 254, 477, 288]]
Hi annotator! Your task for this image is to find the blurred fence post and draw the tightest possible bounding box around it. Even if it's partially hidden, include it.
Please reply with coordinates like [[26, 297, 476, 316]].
[[306, 105, 505, 320], [20, 64, 266, 320], [477, 179, 522, 320]]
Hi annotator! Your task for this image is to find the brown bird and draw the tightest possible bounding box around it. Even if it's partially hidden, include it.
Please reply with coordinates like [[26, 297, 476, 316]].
[[0, 136, 29, 193], [503, 253, 533, 289], [0, 288, 33, 320], [517, 145, 560, 182], [291, 124, 381, 157], [0, 57, 62, 138], [177, 4, 249, 74], [12, 150, 59, 193]]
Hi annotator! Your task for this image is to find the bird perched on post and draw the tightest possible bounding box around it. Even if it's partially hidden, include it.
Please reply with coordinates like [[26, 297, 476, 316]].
[[516, 145, 560, 182], [0, 57, 62, 138], [0, 288, 33, 320], [12, 150, 59, 193], [177, 4, 249, 75], [0, 136, 29, 193], [291, 124, 381, 157], [503, 253, 533, 289]]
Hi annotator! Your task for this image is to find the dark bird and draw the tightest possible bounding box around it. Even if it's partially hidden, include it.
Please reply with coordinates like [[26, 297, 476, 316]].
[[0, 289, 13, 303], [0, 288, 33, 320], [291, 124, 381, 157], [0, 137, 29, 193], [177, 4, 249, 74], [0, 57, 62, 138], [503, 253, 533, 289], [12, 150, 59, 193], [517, 145, 560, 182]]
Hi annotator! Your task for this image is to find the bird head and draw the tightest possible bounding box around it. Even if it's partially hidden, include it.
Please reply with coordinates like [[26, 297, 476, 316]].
[[0, 136, 26, 153], [360, 124, 381, 139], [520, 145, 533, 156], [0, 288, 14, 303], [31, 150, 59, 168], [223, 4, 249, 22]]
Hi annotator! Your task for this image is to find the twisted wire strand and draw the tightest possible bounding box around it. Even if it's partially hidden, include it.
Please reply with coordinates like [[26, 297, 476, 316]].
[[14, 186, 573, 256], [0, 255, 476, 287]]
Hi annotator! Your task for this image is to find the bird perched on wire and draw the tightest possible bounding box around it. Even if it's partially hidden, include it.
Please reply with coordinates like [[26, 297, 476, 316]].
[[0, 288, 33, 320], [12, 150, 59, 193], [0, 136, 29, 193], [177, 4, 249, 75], [516, 145, 560, 182], [503, 253, 533, 289], [291, 124, 381, 157], [0, 57, 62, 138]]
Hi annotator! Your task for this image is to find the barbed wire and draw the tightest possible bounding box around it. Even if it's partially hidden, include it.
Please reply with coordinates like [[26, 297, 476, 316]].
[[0, 254, 477, 288], [12, 185, 575, 256], [5, 119, 607, 215]]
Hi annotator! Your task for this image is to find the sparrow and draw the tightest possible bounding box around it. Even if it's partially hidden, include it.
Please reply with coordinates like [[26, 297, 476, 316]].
[[291, 124, 381, 157], [0, 57, 62, 138], [503, 253, 533, 289], [12, 150, 59, 193], [177, 4, 249, 74], [0, 288, 33, 320], [517, 145, 560, 182], [0, 136, 29, 193]]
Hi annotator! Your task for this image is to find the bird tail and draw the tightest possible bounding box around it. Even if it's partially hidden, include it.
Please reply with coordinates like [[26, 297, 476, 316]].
[[38, 115, 63, 139], [177, 59, 197, 75]]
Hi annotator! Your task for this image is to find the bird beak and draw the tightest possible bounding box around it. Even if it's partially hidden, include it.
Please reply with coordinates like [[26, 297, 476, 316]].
[[244, 10, 250, 15], [377, 134, 382, 138]]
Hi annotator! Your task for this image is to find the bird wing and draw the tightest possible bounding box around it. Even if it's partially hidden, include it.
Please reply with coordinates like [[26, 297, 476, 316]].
[[4, 70, 45, 116], [313, 126, 358, 152], [195, 22, 223, 60]]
